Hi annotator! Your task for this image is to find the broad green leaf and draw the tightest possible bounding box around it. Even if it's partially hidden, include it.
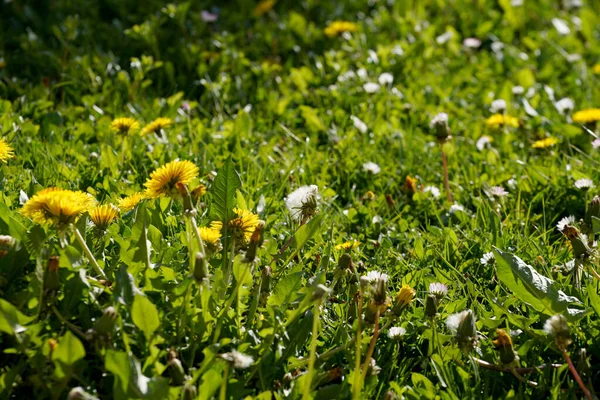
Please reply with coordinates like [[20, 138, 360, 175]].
[[132, 295, 160, 339], [493, 248, 587, 321], [587, 282, 600, 318], [131, 203, 152, 268], [52, 331, 85, 366], [293, 214, 324, 251], [268, 271, 303, 308], [210, 155, 242, 223], [0, 299, 33, 336]]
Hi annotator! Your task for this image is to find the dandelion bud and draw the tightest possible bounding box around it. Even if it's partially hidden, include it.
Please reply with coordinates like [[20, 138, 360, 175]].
[[365, 298, 389, 322], [586, 196, 600, 227], [191, 184, 207, 203], [383, 391, 399, 400], [312, 284, 332, 301], [430, 112, 451, 142], [337, 253, 353, 270], [94, 306, 118, 336], [193, 252, 210, 283], [373, 277, 388, 305], [367, 358, 381, 376], [176, 182, 195, 214], [493, 329, 518, 365], [260, 266, 272, 294], [403, 176, 417, 194], [44, 256, 60, 291], [569, 233, 592, 259], [425, 294, 439, 318], [391, 284, 416, 316], [385, 194, 396, 208], [0, 235, 15, 251], [363, 191, 376, 201], [244, 220, 265, 263], [447, 310, 477, 352], [68, 387, 100, 400], [182, 383, 197, 400], [168, 354, 187, 386], [544, 314, 572, 349]]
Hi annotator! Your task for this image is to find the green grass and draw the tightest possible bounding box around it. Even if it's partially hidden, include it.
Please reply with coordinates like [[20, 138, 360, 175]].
[[1, 0, 600, 399]]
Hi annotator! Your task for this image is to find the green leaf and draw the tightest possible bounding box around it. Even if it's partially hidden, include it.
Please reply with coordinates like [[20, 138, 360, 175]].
[[587, 282, 600, 318], [131, 203, 152, 268], [493, 248, 587, 321], [52, 331, 85, 366], [268, 271, 303, 308], [132, 295, 160, 339], [210, 155, 242, 223], [293, 214, 325, 251], [0, 299, 33, 336]]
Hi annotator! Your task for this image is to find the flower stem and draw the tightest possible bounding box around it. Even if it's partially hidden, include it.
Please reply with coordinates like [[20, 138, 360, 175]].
[[360, 308, 381, 382], [73, 226, 107, 279], [561, 347, 592, 400], [189, 215, 206, 257], [219, 363, 230, 400], [303, 301, 321, 400], [441, 145, 453, 203], [352, 293, 364, 400]]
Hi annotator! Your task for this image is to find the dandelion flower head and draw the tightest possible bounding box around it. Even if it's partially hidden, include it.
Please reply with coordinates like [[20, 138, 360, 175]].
[[21, 188, 96, 226], [111, 117, 139, 135], [144, 160, 199, 198], [0, 138, 15, 163]]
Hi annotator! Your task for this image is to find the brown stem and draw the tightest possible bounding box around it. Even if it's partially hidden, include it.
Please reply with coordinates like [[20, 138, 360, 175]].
[[561, 348, 593, 400], [472, 357, 562, 374], [360, 308, 381, 382], [441, 145, 453, 203]]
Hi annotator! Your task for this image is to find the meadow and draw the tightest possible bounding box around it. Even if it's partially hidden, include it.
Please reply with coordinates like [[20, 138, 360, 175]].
[[1, 0, 600, 398]]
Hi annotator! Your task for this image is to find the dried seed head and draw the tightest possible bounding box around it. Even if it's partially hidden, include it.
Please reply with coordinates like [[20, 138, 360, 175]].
[[447, 309, 477, 352]]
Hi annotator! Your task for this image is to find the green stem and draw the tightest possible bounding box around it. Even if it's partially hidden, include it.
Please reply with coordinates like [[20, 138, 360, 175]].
[[303, 301, 321, 400], [441, 145, 453, 203], [220, 363, 230, 400], [189, 215, 206, 257], [73, 226, 106, 279], [352, 294, 364, 400], [212, 267, 249, 344], [360, 308, 381, 382]]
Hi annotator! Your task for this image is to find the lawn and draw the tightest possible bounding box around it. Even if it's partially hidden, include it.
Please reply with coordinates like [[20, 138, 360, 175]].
[[1, 0, 600, 399]]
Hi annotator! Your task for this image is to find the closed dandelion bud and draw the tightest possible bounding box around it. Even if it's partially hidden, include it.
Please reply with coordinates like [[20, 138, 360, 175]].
[[312, 284, 331, 301], [544, 314, 572, 349], [392, 284, 416, 316], [569, 233, 592, 259], [365, 298, 389, 323], [373, 277, 387, 305], [589, 196, 600, 220], [182, 383, 197, 400], [48, 338, 59, 354], [68, 387, 100, 400], [403, 176, 417, 194], [383, 391, 399, 400], [337, 253, 353, 270], [44, 256, 60, 291], [430, 112, 451, 142], [191, 184, 207, 203], [260, 266, 272, 294], [193, 252, 210, 283], [176, 182, 195, 214], [447, 310, 477, 352], [244, 220, 265, 263], [425, 294, 439, 318], [0, 235, 15, 251], [168, 356, 187, 386], [94, 306, 118, 336], [493, 329, 518, 365]]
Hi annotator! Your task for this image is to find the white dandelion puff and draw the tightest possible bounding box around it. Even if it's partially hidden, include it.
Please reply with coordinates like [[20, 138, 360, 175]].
[[574, 179, 593, 190], [362, 162, 381, 174], [350, 115, 368, 134], [480, 252, 494, 265], [285, 185, 320, 223], [387, 326, 407, 340], [556, 216, 575, 233]]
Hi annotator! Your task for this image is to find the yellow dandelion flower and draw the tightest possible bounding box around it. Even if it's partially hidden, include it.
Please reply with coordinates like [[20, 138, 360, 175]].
[[363, 191, 376, 201], [140, 117, 174, 135], [111, 117, 139, 135], [324, 21, 358, 37], [210, 209, 260, 244], [395, 284, 416, 307], [117, 193, 144, 212], [0, 138, 15, 163], [20, 188, 97, 226], [532, 137, 559, 149], [492, 329, 513, 348], [485, 114, 520, 128], [89, 204, 119, 230], [200, 226, 223, 253], [572, 108, 600, 124], [404, 176, 417, 194], [253, 0, 275, 17], [335, 240, 360, 251], [593, 64, 600, 75], [144, 160, 199, 199], [191, 184, 207, 202]]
